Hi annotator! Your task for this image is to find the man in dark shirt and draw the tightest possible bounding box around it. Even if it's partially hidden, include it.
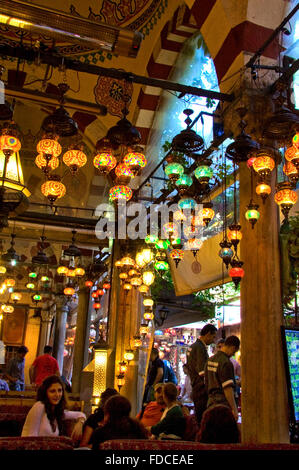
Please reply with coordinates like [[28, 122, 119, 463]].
[[143, 348, 164, 404], [205, 335, 240, 421], [186, 324, 217, 425], [5, 345, 28, 391]]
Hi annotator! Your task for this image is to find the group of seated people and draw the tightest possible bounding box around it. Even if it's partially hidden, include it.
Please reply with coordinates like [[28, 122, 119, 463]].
[[17, 374, 240, 449]]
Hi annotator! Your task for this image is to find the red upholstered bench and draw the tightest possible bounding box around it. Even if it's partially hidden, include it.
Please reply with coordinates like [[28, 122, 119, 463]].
[[0, 436, 74, 450], [99, 439, 299, 451]]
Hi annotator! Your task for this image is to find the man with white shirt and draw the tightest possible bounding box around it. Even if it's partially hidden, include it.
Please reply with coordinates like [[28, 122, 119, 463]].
[[186, 324, 217, 425]]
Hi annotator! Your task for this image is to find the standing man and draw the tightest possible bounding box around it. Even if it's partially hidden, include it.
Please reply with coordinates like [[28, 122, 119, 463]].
[[143, 348, 164, 404], [29, 345, 60, 388], [205, 335, 240, 421], [186, 323, 217, 425], [5, 345, 28, 391]]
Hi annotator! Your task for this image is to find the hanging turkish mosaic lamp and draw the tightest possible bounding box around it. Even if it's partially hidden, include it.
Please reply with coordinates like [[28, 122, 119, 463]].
[[114, 163, 134, 185], [35, 154, 59, 174], [169, 249, 184, 268], [145, 234, 159, 246], [285, 145, 299, 170], [171, 109, 204, 155], [41, 175, 66, 205], [1, 233, 20, 266], [252, 154, 276, 180], [229, 259, 245, 289], [245, 201, 260, 229], [155, 239, 170, 251], [0, 122, 21, 159], [175, 174, 193, 194], [142, 270, 155, 286], [109, 185, 133, 203], [184, 238, 203, 257], [123, 149, 147, 176], [154, 260, 169, 272], [93, 137, 117, 174], [194, 161, 213, 185], [256, 182, 271, 203], [164, 162, 184, 182], [36, 134, 62, 159], [225, 107, 259, 164], [63, 146, 87, 174], [132, 335, 143, 348], [228, 224, 242, 249], [218, 240, 234, 269], [283, 161, 299, 185], [274, 181, 298, 220], [178, 197, 196, 211], [201, 202, 215, 226]]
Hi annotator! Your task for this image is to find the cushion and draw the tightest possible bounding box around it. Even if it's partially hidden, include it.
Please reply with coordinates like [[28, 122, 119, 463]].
[[0, 436, 74, 450]]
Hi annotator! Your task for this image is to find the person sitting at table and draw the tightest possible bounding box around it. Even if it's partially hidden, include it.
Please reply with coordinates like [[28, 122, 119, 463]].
[[150, 382, 185, 440]]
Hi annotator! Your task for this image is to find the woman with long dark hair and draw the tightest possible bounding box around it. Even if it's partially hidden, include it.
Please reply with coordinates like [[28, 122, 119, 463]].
[[91, 395, 148, 450], [21, 375, 86, 440]]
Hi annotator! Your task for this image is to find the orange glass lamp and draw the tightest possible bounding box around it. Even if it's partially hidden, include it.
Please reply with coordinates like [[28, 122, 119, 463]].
[[67, 269, 76, 278], [0, 134, 21, 158], [35, 154, 59, 174], [0, 265, 7, 274], [274, 182, 298, 220], [41, 175, 66, 204], [1, 304, 14, 313], [64, 287, 75, 297], [143, 297, 154, 308], [169, 249, 184, 268], [92, 292, 99, 299], [85, 280, 93, 288], [184, 238, 203, 257], [116, 373, 125, 392], [201, 203, 215, 226], [74, 267, 85, 277], [0, 149, 31, 197], [140, 322, 150, 336], [5, 278, 15, 288], [252, 155, 275, 179], [93, 339, 109, 398], [103, 282, 111, 290], [10, 292, 22, 303], [115, 163, 134, 184], [130, 277, 143, 287], [285, 145, 299, 169], [36, 137, 61, 159], [123, 151, 147, 176], [121, 256, 135, 269], [57, 265, 69, 276], [138, 284, 149, 294], [118, 361, 128, 374], [109, 185, 133, 203], [93, 152, 117, 174], [123, 282, 133, 291], [283, 161, 299, 184], [119, 272, 128, 280], [228, 224, 242, 248], [93, 302, 101, 311], [63, 149, 87, 174], [256, 182, 271, 202], [132, 335, 143, 349]]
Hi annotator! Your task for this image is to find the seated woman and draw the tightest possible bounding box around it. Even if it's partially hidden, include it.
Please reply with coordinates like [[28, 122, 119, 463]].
[[150, 382, 185, 440], [91, 395, 148, 450], [21, 375, 86, 442], [196, 404, 240, 443], [79, 387, 118, 447]]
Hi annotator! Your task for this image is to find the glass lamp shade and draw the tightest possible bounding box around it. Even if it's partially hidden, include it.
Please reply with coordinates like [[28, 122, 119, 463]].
[[170, 238, 182, 249], [119, 272, 128, 280], [103, 283, 111, 289], [274, 182, 298, 219], [64, 287, 75, 296], [118, 361, 128, 374], [200, 206, 215, 226], [178, 197, 196, 210], [1, 304, 14, 313], [130, 277, 143, 287], [246, 156, 256, 169], [93, 302, 101, 310], [292, 132, 299, 148], [129, 269, 138, 277], [169, 249, 184, 267], [96, 289, 105, 297], [5, 278, 15, 287], [32, 294, 42, 302], [0, 150, 31, 197], [91, 292, 98, 299], [26, 283, 35, 289], [0, 266, 7, 274], [121, 256, 135, 268], [252, 155, 275, 177], [0, 135, 21, 157], [229, 266, 245, 281], [155, 239, 170, 251], [93, 152, 117, 174], [63, 149, 87, 172], [142, 270, 155, 286], [145, 234, 159, 246], [154, 260, 169, 271], [138, 284, 149, 294], [67, 269, 76, 277], [41, 176, 66, 204], [41, 276, 49, 282], [184, 238, 203, 255], [124, 349, 135, 362], [115, 163, 134, 183], [36, 138, 61, 158], [140, 323, 150, 336], [57, 265, 69, 275], [116, 374, 125, 390], [228, 226, 242, 244], [144, 311, 154, 321], [75, 267, 85, 277], [285, 146, 299, 168], [218, 246, 234, 266], [194, 165, 213, 181], [133, 335, 143, 348], [35, 154, 59, 172], [115, 260, 123, 268], [256, 183, 271, 200], [164, 162, 184, 181], [85, 280, 93, 288], [175, 174, 193, 189], [123, 151, 147, 175], [123, 282, 133, 291], [245, 205, 260, 228], [283, 161, 298, 183], [140, 249, 154, 266], [109, 185, 132, 203], [11, 292, 22, 302], [135, 253, 148, 269], [143, 297, 154, 307], [29, 272, 37, 278]]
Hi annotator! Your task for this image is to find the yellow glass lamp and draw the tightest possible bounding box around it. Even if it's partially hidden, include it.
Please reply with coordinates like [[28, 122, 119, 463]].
[[0, 150, 31, 197], [93, 340, 109, 398], [124, 349, 134, 363], [142, 270, 155, 286]]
